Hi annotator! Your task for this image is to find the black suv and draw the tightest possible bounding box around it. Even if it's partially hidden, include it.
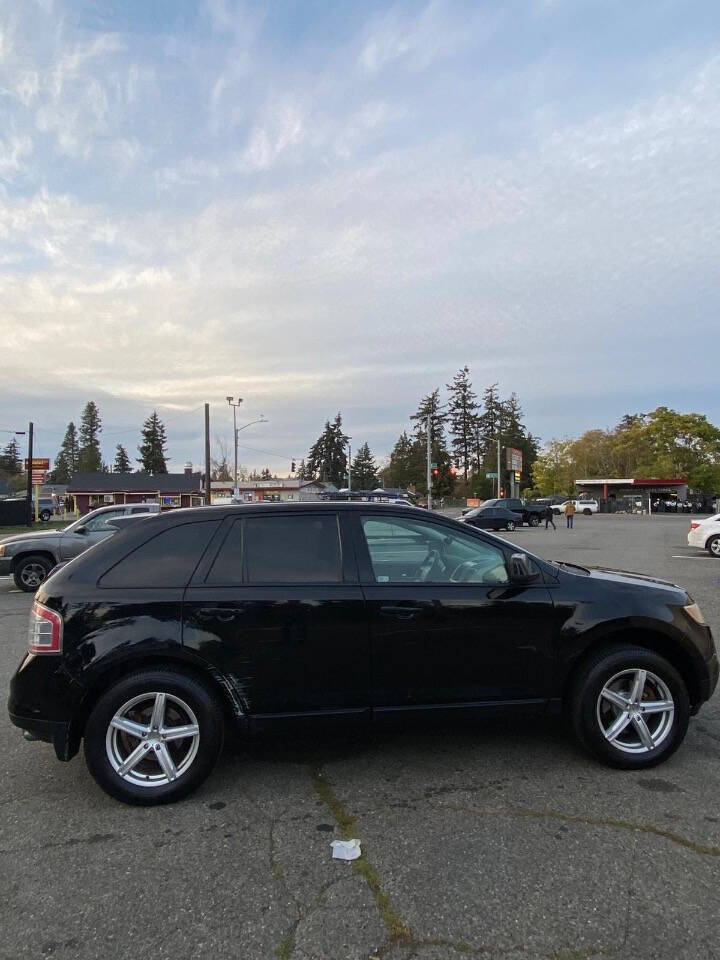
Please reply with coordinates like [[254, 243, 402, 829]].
[[9, 503, 718, 805]]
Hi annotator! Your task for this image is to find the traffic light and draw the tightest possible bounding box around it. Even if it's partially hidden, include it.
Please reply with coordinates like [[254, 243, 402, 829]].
[[291, 460, 296, 472], [432, 468, 439, 478], [449, 466, 457, 477]]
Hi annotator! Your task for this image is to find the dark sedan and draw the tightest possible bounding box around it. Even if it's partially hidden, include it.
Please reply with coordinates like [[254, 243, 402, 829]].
[[9, 502, 718, 805], [461, 505, 523, 531]]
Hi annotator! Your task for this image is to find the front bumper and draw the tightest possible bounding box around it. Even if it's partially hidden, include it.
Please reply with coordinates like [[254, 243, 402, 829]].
[[0, 557, 12, 577]]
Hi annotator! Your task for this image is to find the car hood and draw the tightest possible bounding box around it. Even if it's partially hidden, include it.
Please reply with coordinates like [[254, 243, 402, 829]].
[[0, 529, 65, 547], [580, 565, 686, 596]]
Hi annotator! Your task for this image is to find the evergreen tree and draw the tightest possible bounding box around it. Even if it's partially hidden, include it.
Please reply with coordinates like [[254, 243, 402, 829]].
[[295, 458, 307, 481], [260, 467, 273, 480], [381, 432, 418, 490], [446, 366, 478, 480], [305, 413, 349, 486], [0, 438, 22, 474], [137, 410, 169, 474], [474, 383, 503, 470], [351, 443, 379, 490], [77, 402, 103, 473], [113, 444, 132, 473], [51, 422, 80, 482], [409, 390, 455, 497]]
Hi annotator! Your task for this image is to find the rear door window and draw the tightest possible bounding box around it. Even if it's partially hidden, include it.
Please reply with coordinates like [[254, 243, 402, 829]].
[[206, 514, 342, 584], [99, 520, 221, 588]]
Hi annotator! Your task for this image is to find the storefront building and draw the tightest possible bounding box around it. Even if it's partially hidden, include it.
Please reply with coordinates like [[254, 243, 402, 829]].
[[67, 472, 205, 514]]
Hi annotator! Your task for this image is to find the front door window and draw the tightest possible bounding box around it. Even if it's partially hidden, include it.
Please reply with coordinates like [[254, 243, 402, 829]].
[[360, 515, 509, 584]]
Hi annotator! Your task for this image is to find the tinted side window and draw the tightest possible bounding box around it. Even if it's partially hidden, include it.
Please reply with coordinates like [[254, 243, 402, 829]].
[[243, 514, 342, 583], [99, 520, 221, 588]]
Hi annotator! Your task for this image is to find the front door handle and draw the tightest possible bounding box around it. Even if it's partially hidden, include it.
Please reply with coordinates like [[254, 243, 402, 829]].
[[380, 605, 420, 620]]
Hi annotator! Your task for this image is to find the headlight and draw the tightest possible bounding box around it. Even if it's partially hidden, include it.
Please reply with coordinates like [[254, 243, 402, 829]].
[[684, 603, 707, 626], [0, 544, 5, 557]]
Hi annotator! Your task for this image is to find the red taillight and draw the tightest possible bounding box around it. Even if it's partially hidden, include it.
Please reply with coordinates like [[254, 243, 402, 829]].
[[27, 601, 63, 654], [690, 522, 700, 530]]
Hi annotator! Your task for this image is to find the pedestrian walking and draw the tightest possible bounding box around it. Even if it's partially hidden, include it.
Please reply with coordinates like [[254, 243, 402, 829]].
[[564, 499, 576, 529], [544, 505, 556, 530]]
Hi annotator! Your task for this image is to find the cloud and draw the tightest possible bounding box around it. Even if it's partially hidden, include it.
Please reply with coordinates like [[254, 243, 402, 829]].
[[1, 0, 719, 469]]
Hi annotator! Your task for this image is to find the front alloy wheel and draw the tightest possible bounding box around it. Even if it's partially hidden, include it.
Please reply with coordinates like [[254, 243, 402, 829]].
[[596, 669, 674, 754], [506, 521, 516, 531], [85, 668, 224, 805], [570, 645, 689, 768]]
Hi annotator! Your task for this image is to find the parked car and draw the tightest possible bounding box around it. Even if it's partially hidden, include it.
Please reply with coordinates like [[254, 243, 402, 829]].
[[553, 499, 599, 516], [9, 502, 717, 805], [0, 503, 161, 591], [473, 498, 545, 526], [460, 505, 523, 531], [687, 515, 720, 557]]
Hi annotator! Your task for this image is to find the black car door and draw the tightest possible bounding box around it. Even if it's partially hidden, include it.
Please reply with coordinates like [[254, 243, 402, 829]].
[[182, 511, 370, 721], [352, 512, 558, 713]]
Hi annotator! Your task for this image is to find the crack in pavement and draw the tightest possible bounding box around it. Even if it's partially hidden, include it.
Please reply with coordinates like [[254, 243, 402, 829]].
[[432, 803, 720, 858]]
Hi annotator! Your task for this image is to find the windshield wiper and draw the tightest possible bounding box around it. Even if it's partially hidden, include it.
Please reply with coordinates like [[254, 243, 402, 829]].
[[553, 560, 591, 575]]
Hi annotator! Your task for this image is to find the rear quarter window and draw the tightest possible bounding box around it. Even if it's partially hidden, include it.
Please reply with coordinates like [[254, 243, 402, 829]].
[[99, 520, 221, 588]]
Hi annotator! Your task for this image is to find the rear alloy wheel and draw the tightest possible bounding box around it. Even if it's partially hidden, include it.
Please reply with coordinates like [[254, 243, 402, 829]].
[[529, 516, 540, 527], [707, 535, 720, 558], [13, 554, 54, 592], [583, 509, 592, 516], [506, 520, 516, 532], [570, 646, 689, 768], [84, 668, 224, 805]]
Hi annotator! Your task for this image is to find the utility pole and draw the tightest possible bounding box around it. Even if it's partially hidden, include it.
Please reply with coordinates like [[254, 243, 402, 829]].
[[426, 411, 432, 512], [204, 403, 211, 507], [347, 442, 352, 494], [226, 396, 243, 501], [497, 435, 501, 498], [26, 421, 33, 526]]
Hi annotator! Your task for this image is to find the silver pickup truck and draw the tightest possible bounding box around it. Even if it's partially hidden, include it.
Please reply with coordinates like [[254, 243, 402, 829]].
[[0, 503, 160, 591]]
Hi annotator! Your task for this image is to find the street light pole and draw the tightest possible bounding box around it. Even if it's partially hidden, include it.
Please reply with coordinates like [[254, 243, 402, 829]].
[[226, 397, 243, 501], [347, 442, 352, 494], [426, 411, 432, 512]]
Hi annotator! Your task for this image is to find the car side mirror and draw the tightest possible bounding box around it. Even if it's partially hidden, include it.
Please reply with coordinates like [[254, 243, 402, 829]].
[[509, 552, 540, 584], [75, 525, 87, 535]]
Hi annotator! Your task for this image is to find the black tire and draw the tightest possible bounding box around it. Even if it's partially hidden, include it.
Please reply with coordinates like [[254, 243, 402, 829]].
[[583, 508, 592, 516], [506, 521, 516, 532], [707, 535, 720, 559], [529, 516, 540, 527], [569, 645, 689, 769], [13, 554, 54, 592], [84, 667, 224, 805], [39, 509, 52, 522], [552, 508, 561, 516]]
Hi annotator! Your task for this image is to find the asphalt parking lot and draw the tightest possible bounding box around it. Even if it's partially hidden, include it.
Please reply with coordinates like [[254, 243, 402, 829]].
[[1, 513, 719, 960]]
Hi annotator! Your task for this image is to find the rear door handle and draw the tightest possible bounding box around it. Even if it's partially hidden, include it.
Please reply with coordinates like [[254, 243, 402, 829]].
[[380, 605, 420, 620], [195, 607, 241, 623]]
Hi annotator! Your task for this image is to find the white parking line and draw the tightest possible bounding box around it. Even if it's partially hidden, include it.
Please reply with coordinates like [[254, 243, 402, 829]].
[[671, 555, 709, 559]]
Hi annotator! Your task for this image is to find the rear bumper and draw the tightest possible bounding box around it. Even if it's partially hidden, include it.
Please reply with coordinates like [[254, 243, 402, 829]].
[[8, 712, 76, 761]]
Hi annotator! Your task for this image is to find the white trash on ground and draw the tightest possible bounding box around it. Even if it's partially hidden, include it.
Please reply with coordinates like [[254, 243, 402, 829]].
[[330, 839, 362, 861]]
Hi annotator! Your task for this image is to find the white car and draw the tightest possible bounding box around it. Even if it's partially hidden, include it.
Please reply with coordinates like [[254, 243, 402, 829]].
[[687, 515, 720, 557], [552, 499, 599, 516]]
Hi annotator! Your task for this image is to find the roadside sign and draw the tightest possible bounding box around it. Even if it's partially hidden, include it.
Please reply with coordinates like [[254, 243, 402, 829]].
[[505, 448, 523, 472], [32, 471, 46, 485], [25, 457, 50, 470], [514, 471, 522, 481], [430, 462, 438, 469], [486, 471, 498, 479]]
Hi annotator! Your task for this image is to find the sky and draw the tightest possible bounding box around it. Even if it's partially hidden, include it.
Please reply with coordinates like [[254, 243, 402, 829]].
[[1, 0, 719, 474]]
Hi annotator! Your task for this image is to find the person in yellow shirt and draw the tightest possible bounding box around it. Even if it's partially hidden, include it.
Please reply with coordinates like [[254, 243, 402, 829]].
[[564, 499, 576, 529]]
